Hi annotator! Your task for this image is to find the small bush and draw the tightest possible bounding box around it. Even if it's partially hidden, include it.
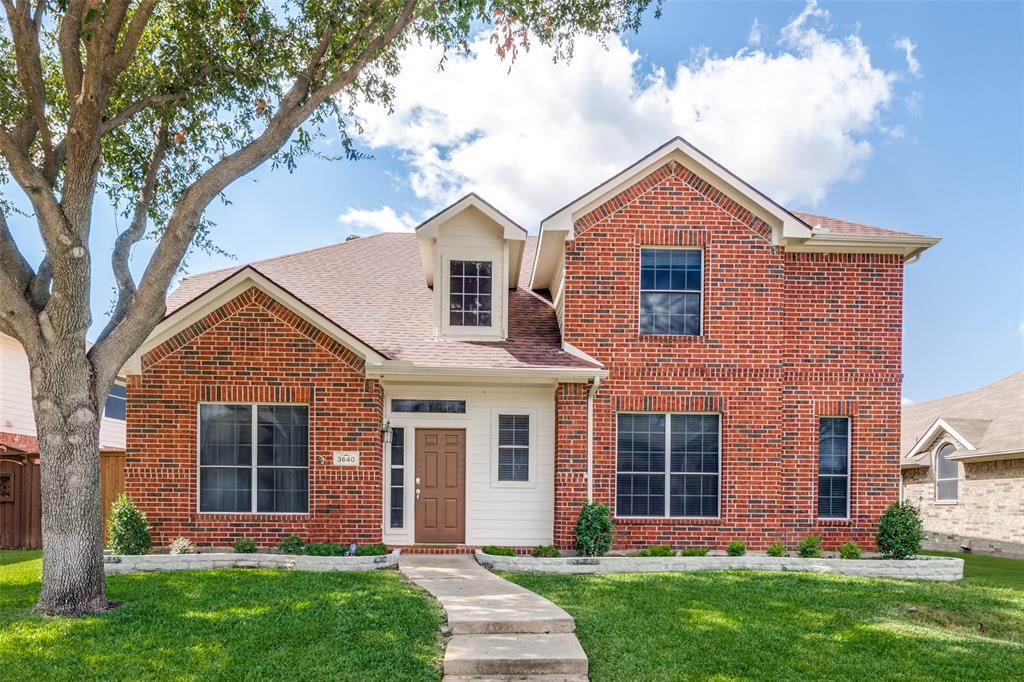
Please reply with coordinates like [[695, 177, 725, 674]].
[[680, 547, 709, 556], [839, 541, 862, 560], [876, 501, 924, 559], [797, 535, 822, 558], [481, 545, 516, 556], [304, 543, 344, 556], [635, 545, 675, 557], [354, 543, 388, 556], [726, 540, 747, 556], [107, 494, 152, 555], [277, 534, 305, 555], [168, 537, 195, 555], [232, 537, 258, 554], [766, 541, 786, 557], [531, 545, 560, 558], [574, 502, 614, 557]]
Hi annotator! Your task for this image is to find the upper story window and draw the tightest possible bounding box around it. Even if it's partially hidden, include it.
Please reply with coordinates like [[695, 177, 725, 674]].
[[639, 248, 702, 336], [104, 383, 127, 421], [935, 442, 958, 501], [616, 413, 720, 518], [198, 404, 308, 514], [818, 417, 850, 519], [449, 260, 492, 327]]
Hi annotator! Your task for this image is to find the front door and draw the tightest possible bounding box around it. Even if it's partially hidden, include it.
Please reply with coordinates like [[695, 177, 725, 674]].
[[415, 429, 466, 543]]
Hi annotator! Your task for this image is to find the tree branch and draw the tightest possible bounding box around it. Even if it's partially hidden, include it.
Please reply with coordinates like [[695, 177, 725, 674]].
[[0, 127, 67, 237], [3, 0, 56, 176], [94, 124, 168, 345], [107, 0, 159, 82], [0, 208, 34, 293], [57, 1, 85, 102]]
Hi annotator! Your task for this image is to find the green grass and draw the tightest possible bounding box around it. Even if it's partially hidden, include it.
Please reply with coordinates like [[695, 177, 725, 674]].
[[0, 550, 442, 681], [504, 552, 1024, 681]]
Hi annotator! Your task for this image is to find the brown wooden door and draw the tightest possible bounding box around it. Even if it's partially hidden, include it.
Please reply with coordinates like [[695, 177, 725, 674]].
[[415, 429, 465, 543]]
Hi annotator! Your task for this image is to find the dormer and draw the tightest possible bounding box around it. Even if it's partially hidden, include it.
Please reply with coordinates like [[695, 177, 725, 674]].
[[416, 194, 527, 341]]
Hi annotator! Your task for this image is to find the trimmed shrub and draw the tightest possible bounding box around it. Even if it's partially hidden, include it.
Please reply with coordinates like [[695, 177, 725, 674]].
[[232, 537, 258, 554], [797, 535, 822, 558], [680, 547, 709, 557], [107, 494, 152, 555], [726, 540, 747, 557], [531, 545, 560, 558], [168, 537, 195, 555], [839, 541, 862, 560], [876, 501, 924, 559], [278, 534, 305, 555], [304, 543, 344, 556], [574, 502, 613, 557], [481, 545, 516, 556], [354, 543, 388, 556], [635, 545, 675, 557], [766, 541, 786, 557]]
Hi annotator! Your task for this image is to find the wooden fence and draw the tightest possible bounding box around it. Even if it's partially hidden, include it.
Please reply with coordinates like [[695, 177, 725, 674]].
[[0, 450, 126, 549]]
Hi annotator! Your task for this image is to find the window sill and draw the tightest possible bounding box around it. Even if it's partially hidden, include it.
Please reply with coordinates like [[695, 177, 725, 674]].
[[195, 511, 310, 519], [637, 334, 706, 342], [934, 500, 959, 506], [816, 517, 852, 525], [614, 515, 721, 525]]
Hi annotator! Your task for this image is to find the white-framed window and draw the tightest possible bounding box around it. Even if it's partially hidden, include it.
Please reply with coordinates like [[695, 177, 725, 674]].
[[639, 248, 702, 335], [818, 417, 850, 519], [935, 442, 959, 502], [449, 259, 493, 327], [198, 404, 308, 514], [389, 427, 406, 528], [491, 409, 535, 486], [615, 413, 720, 518], [104, 382, 127, 421]]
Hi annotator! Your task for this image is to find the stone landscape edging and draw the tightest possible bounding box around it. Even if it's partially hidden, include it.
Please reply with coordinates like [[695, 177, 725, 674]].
[[475, 551, 963, 581], [103, 549, 400, 574]]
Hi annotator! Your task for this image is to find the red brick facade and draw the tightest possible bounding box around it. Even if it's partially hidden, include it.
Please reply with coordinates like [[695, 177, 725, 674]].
[[556, 161, 903, 551], [125, 288, 384, 547]]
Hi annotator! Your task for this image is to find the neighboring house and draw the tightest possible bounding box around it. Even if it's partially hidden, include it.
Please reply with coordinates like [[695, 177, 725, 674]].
[[123, 137, 939, 551], [901, 372, 1024, 557], [0, 332, 127, 548]]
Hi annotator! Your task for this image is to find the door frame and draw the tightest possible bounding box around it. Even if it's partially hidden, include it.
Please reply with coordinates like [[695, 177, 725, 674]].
[[413, 427, 467, 543]]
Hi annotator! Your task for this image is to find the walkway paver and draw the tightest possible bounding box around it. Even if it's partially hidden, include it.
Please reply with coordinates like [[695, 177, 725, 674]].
[[400, 554, 588, 681]]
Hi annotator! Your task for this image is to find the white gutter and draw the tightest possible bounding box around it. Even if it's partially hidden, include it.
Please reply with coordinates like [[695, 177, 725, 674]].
[[586, 376, 602, 502]]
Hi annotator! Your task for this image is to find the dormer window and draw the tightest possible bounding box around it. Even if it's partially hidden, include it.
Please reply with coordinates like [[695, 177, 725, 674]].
[[450, 260, 493, 327]]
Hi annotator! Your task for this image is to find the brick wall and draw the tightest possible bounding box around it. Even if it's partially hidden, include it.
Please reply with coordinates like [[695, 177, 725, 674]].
[[557, 161, 904, 551], [903, 439, 1024, 557], [126, 287, 383, 549], [554, 383, 589, 547]]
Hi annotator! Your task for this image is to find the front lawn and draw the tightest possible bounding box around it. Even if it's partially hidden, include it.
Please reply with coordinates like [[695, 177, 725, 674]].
[[504, 552, 1024, 681], [0, 550, 442, 681]]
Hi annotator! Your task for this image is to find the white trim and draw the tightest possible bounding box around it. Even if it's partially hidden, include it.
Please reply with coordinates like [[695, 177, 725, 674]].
[[416, 193, 526, 241], [612, 411, 723, 521], [905, 417, 977, 460], [130, 267, 386, 372], [586, 377, 602, 502], [946, 448, 1024, 463], [561, 341, 604, 368], [195, 402, 310, 516], [490, 408, 538, 489], [816, 416, 851, 522], [366, 362, 606, 384]]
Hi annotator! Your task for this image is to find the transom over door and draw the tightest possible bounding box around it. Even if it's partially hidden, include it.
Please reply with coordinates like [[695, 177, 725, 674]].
[[414, 429, 466, 543]]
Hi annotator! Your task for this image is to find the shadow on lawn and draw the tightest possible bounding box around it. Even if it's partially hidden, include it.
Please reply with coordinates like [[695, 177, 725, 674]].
[[508, 570, 1024, 681], [0, 563, 443, 682]]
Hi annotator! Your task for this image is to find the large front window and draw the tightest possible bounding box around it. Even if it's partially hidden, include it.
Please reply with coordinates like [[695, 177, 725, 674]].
[[616, 413, 720, 518], [818, 417, 850, 518], [639, 248, 702, 335], [450, 260, 492, 327], [199, 404, 308, 513]]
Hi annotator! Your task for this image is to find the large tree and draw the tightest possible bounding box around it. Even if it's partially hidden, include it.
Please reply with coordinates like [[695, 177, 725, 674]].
[[0, 0, 655, 615]]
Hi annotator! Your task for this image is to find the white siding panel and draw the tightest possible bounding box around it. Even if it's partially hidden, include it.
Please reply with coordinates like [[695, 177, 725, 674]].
[[382, 384, 555, 546]]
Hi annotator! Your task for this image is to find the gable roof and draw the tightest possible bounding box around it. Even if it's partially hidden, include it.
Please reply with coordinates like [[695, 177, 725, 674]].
[[901, 371, 1024, 466], [160, 233, 599, 374], [531, 137, 939, 289]]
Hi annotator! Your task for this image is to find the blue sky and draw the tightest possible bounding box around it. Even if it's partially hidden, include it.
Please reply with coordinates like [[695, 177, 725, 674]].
[[7, 1, 1023, 403]]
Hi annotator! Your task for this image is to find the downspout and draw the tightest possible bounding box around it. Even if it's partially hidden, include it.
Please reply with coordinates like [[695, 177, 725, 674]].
[[586, 377, 602, 502]]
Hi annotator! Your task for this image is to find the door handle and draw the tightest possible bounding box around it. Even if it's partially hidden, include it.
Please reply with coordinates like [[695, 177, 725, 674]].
[[415, 488, 421, 501]]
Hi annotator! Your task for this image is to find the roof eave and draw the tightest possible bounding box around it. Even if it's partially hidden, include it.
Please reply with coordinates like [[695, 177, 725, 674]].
[[367, 361, 607, 384], [785, 233, 942, 261]]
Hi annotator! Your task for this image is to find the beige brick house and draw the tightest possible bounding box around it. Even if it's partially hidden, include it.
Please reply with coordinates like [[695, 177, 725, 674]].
[[901, 371, 1024, 557]]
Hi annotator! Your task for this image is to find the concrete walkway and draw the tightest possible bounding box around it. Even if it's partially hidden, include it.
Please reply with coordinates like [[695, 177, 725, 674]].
[[400, 555, 588, 681]]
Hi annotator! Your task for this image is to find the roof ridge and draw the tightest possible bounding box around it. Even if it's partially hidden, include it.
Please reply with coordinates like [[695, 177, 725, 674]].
[[907, 370, 1024, 408]]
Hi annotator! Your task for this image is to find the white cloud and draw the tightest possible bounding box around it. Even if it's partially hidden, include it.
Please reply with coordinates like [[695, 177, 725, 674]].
[[337, 206, 417, 233], [748, 18, 763, 46], [901, 396, 914, 406], [1017, 321, 1024, 336], [349, 1, 906, 227], [893, 37, 921, 76]]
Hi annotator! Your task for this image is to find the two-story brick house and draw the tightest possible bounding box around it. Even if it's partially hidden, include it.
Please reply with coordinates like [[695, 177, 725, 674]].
[[123, 138, 938, 551]]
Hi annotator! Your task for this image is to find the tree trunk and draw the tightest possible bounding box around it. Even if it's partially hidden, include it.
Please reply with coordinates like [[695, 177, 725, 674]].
[[31, 347, 111, 616]]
